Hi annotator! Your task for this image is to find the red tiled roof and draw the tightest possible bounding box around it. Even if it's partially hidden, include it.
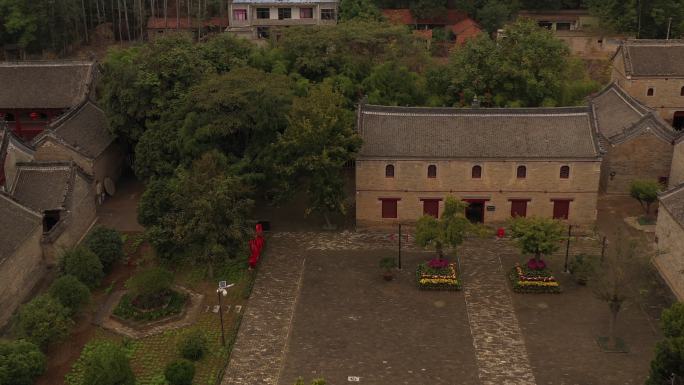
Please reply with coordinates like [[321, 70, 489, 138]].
[[382, 8, 467, 26], [451, 18, 482, 45], [147, 16, 228, 29]]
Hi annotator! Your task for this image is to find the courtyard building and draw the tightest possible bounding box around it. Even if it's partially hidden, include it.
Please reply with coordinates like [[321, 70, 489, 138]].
[[611, 39, 684, 129], [0, 162, 96, 328], [0, 123, 35, 189], [655, 184, 684, 301], [590, 83, 678, 194], [513, 9, 628, 59], [226, 0, 338, 40], [0, 61, 98, 141], [355, 104, 602, 228]]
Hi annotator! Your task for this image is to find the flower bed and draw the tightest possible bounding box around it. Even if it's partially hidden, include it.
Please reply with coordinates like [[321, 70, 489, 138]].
[[113, 289, 188, 322], [416, 261, 461, 290], [509, 263, 561, 294]]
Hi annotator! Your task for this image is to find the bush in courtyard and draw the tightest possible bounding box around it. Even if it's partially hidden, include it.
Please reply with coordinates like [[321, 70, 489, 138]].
[[61, 247, 104, 288], [661, 303, 684, 339], [294, 378, 326, 385], [646, 336, 684, 384], [508, 216, 565, 264], [81, 341, 135, 385], [0, 339, 46, 385], [179, 330, 208, 361], [13, 295, 73, 350], [49, 275, 91, 316], [164, 359, 195, 385], [84, 226, 124, 272], [630, 179, 661, 218], [126, 267, 174, 307]]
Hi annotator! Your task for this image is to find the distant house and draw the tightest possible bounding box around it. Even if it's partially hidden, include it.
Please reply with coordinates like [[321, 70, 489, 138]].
[[590, 83, 678, 194], [355, 104, 602, 227], [0, 61, 98, 141], [32, 101, 124, 201], [226, 0, 338, 40], [382, 9, 481, 47], [510, 9, 628, 59], [611, 39, 684, 129], [146, 16, 229, 40], [0, 162, 96, 328]]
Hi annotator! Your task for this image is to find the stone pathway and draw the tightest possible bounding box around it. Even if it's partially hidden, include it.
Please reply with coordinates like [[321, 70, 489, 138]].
[[460, 242, 537, 385], [222, 238, 305, 385], [271, 230, 422, 252]]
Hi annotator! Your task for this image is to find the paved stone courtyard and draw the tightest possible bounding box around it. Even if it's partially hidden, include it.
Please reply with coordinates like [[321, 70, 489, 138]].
[[223, 231, 667, 385]]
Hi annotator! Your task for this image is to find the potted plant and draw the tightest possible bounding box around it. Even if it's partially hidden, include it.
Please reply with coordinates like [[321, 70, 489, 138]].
[[379, 257, 397, 281]]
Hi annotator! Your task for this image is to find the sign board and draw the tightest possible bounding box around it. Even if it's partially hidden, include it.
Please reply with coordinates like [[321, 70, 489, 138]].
[[347, 377, 360, 382], [218, 281, 228, 289], [486, 205, 496, 211]]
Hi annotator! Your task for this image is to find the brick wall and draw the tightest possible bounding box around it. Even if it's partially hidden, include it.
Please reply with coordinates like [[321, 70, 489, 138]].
[[3, 141, 34, 191], [655, 206, 684, 301], [669, 140, 684, 187], [0, 226, 45, 328], [356, 159, 600, 227], [600, 133, 673, 194]]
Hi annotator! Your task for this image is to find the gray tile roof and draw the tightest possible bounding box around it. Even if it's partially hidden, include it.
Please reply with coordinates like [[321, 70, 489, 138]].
[[357, 105, 601, 159], [0, 61, 95, 109], [590, 83, 677, 144], [620, 40, 684, 77], [0, 193, 41, 261], [10, 163, 75, 212], [660, 184, 684, 226], [33, 101, 114, 159]]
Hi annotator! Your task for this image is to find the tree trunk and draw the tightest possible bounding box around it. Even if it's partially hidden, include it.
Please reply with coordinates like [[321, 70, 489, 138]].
[[436, 242, 443, 260], [117, 0, 123, 42], [95, 0, 102, 24], [645, 202, 652, 217], [150, 0, 155, 19], [176, 0, 180, 30], [197, 0, 201, 41], [535, 251, 542, 262], [187, 0, 191, 27], [164, 0, 168, 29], [123, 0, 131, 40], [82, 0, 90, 42], [608, 298, 622, 346]]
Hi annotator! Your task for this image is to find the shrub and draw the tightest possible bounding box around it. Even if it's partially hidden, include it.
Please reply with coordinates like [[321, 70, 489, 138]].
[[126, 267, 174, 306], [0, 339, 46, 385], [568, 254, 596, 285], [113, 290, 187, 322], [179, 330, 208, 361], [661, 303, 684, 339], [49, 275, 91, 316], [81, 341, 135, 385], [13, 295, 73, 350], [61, 247, 104, 288], [646, 337, 684, 385], [164, 359, 195, 385], [84, 227, 124, 272]]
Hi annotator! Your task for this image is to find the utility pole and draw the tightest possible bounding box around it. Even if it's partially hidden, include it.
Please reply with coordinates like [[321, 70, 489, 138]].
[[637, 0, 642, 39], [398, 224, 402, 270], [563, 225, 572, 273]]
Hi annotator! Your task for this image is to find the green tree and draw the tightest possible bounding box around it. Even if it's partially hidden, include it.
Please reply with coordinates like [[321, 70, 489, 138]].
[[415, 197, 473, 259], [661, 303, 684, 339], [60, 247, 104, 289], [272, 84, 362, 226], [410, 0, 447, 19], [165, 359, 195, 385], [49, 275, 90, 316], [508, 216, 565, 262], [294, 378, 327, 385], [647, 337, 684, 385], [0, 339, 46, 385], [339, 0, 383, 21], [630, 180, 661, 218], [126, 267, 174, 302], [13, 295, 73, 350], [84, 227, 124, 272], [477, 0, 517, 34], [363, 61, 426, 106], [82, 341, 135, 385], [145, 152, 254, 274]]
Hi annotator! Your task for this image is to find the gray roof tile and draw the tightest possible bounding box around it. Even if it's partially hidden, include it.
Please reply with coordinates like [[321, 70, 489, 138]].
[[0, 193, 41, 261], [10, 163, 74, 212], [660, 184, 684, 226], [621, 40, 684, 77], [358, 105, 600, 159], [0, 61, 95, 109]]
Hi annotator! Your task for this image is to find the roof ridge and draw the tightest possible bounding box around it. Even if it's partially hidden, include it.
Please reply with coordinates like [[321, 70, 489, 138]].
[[0, 191, 42, 217], [362, 104, 590, 116]]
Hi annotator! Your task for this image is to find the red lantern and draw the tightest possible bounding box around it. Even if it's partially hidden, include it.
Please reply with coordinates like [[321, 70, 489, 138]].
[[29, 112, 41, 120], [497, 227, 505, 238]]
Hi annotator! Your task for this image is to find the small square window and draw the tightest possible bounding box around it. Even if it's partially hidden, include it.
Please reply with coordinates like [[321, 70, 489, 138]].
[[472, 165, 482, 179], [256, 8, 270, 19], [647, 87, 655, 96], [560, 165, 570, 179], [516, 165, 526, 179], [278, 8, 291, 20], [321, 8, 336, 20], [427, 165, 437, 178], [300, 7, 313, 18], [385, 164, 394, 178], [380, 199, 398, 218], [233, 9, 247, 21]]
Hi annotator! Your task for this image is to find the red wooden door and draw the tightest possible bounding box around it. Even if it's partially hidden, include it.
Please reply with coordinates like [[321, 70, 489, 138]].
[[422, 199, 440, 217], [381, 199, 398, 218], [510, 200, 528, 218], [552, 200, 570, 220]]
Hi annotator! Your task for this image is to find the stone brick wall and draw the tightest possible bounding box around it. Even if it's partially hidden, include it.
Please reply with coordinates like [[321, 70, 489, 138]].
[[0, 226, 45, 328], [356, 159, 601, 227], [655, 206, 684, 301], [669, 140, 684, 187], [92, 143, 124, 186], [34, 139, 94, 175], [599, 133, 673, 194], [3, 141, 34, 191]]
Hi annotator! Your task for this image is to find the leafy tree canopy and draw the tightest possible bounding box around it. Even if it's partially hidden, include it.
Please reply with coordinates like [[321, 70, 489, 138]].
[[49, 275, 90, 316], [82, 341, 135, 385], [415, 197, 474, 259], [0, 339, 46, 385], [13, 295, 73, 350], [84, 227, 124, 272], [508, 216, 565, 261], [60, 247, 104, 289], [587, 0, 684, 39], [630, 179, 661, 217], [340, 0, 383, 21]]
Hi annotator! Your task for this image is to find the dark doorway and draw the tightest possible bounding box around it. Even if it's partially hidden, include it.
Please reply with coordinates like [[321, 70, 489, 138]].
[[422, 199, 440, 218], [673, 111, 684, 131], [42, 210, 61, 232], [464, 200, 485, 223], [510, 200, 528, 218], [552, 200, 570, 220]]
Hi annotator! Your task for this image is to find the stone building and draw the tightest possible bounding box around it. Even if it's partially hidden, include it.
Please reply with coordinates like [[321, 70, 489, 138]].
[[382, 9, 482, 47], [655, 185, 684, 301], [355, 104, 602, 228], [32, 101, 124, 199], [0, 123, 34, 189], [0, 61, 98, 140], [0, 162, 96, 328], [226, 0, 338, 40], [611, 39, 684, 129], [590, 83, 678, 194]]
